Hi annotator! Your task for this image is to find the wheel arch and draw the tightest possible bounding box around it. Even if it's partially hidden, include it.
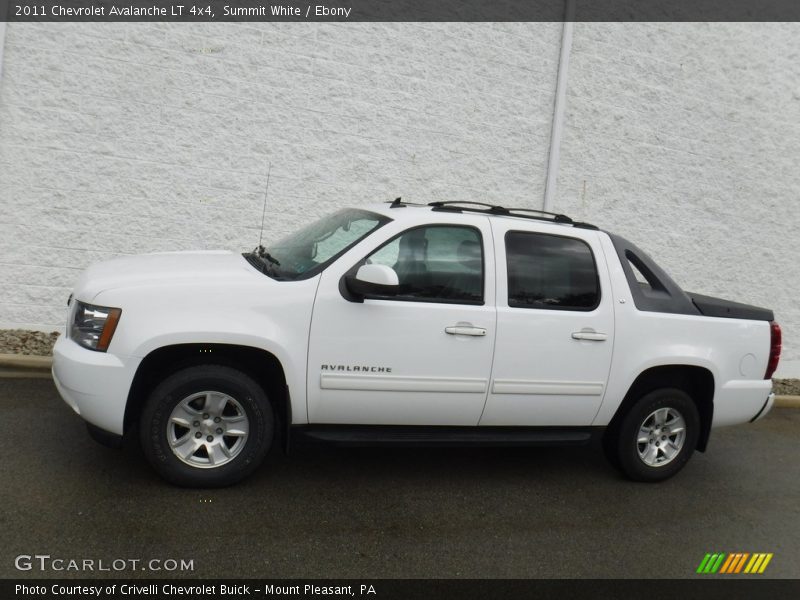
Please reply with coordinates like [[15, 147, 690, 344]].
[[124, 343, 290, 446], [607, 365, 715, 452]]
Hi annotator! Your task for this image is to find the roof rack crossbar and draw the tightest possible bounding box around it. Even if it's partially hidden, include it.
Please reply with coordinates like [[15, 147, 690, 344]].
[[386, 199, 597, 230], [427, 201, 597, 229], [428, 200, 508, 214], [504, 207, 572, 223], [388, 197, 427, 208]]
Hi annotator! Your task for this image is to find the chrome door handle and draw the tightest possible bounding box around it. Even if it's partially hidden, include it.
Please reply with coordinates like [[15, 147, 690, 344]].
[[445, 326, 487, 337], [571, 330, 608, 341]]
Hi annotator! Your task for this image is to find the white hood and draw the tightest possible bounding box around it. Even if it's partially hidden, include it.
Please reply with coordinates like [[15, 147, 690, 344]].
[[73, 251, 262, 302]]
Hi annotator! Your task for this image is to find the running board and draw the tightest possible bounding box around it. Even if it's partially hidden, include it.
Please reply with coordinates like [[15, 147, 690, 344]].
[[291, 425, 597, 447]]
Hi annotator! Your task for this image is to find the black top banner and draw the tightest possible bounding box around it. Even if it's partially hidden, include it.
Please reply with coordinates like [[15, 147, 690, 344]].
[[2, 0, 800, 22]]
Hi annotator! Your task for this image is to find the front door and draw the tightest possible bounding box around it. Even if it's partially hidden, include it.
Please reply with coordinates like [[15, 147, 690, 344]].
[[307, 217, 496, 426]]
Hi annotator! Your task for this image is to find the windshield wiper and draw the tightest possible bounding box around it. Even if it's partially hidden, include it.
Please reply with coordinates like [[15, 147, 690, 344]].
[[254, 245, 280, 266], [244, 246, 282, 278]]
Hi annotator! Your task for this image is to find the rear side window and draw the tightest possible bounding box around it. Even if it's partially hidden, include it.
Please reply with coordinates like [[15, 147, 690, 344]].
[[505, 231, 599, 311]]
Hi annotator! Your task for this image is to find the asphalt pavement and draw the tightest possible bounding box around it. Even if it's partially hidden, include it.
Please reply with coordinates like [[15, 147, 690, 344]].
[[1, 378, 799, 579]]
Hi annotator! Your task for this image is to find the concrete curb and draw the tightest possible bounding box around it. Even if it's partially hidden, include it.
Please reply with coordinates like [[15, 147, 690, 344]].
[[1, 353, 800, 407], [0, 354, 53, 379], [775, 395, 800, 408]]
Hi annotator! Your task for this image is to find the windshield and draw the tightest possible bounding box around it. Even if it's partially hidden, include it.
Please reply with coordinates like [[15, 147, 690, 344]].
[[245, 209, 389, 280]]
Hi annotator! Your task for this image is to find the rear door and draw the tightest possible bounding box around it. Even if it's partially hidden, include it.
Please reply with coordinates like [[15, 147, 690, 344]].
[[480, 220, 614, 426]]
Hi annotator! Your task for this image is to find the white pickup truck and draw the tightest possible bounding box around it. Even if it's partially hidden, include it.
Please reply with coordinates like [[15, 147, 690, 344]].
[[52, 200, 781, 486]]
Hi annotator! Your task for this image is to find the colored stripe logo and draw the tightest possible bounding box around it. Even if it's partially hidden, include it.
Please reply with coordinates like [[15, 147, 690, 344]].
[[697, 552, 773, 574]]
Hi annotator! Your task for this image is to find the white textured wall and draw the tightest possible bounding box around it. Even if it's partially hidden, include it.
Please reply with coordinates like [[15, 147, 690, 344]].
[[1, 22, 798, 377], [554, 23, 800, 377], [0, 23, 561, 330]]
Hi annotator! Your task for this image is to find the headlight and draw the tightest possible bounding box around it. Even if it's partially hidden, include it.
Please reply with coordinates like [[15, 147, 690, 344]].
[[70, 301, 122, 352]]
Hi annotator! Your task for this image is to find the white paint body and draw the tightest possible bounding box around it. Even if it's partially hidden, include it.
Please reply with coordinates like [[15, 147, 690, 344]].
[[52, 204, 774, 438]]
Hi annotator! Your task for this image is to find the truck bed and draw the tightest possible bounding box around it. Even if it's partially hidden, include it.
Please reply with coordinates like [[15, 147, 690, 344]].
[[686, 292, 774, 321]]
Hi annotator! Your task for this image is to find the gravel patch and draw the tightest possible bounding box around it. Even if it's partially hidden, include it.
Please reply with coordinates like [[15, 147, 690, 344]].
[[773, 378, 800, 396], [0, 329, 60, 356]]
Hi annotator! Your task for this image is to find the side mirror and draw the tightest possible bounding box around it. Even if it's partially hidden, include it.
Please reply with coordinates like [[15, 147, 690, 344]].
[[345, 264, 400, 298]]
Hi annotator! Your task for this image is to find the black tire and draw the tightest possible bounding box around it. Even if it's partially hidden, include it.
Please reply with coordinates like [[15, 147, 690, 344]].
[[139, 365, 274, 487], [610, 388, 700, 482]]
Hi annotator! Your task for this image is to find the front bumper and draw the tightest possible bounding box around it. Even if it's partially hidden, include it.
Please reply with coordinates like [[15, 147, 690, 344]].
[[52, 335, 140, 436]]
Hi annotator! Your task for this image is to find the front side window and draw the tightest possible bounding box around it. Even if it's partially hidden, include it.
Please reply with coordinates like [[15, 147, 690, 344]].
[[506, 231, 599, 310], [246, 209, 389, 280], [365, 225, 484, 304]]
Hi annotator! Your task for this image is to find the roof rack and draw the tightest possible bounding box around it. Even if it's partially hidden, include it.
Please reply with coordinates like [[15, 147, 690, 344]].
[[425, 200, 598, 230], [388, 197, 427, 208]]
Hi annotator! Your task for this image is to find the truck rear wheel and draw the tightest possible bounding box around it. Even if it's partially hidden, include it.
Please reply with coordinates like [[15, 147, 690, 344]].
[[611, 388, 700, 482], [139, 365, 274, 487]]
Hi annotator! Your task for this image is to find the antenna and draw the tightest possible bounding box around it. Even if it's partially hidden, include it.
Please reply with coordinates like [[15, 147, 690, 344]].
[[257, 162, 272, 249]]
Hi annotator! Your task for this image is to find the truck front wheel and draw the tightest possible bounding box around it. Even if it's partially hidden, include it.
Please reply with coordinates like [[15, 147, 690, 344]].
[[139, 365, 274, 487], [611, 388, 700, 482]]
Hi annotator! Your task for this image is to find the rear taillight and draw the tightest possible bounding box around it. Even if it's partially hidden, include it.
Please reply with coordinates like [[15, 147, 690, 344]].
[[765, 321, 782, 379]]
